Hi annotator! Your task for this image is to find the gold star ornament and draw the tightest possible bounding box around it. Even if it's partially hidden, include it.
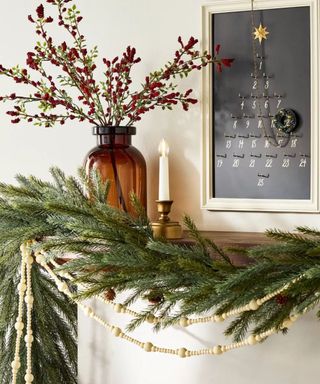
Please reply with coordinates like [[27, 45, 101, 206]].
[[253, 23, 269, 44]]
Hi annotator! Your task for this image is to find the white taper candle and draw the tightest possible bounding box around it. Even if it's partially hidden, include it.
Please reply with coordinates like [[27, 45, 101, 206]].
[[158, 139, 170, 201]]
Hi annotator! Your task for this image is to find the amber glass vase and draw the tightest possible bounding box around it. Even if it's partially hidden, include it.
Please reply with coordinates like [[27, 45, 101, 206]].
[[85, 126, 147, 214]]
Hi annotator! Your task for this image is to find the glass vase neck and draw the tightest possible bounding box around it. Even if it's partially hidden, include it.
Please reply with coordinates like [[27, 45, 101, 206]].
[[97, 134, 132, 146], [93, 126, 136, 146]]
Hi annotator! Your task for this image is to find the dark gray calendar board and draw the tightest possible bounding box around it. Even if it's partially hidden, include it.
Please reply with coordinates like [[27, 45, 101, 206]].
[[212, 7, 310, 199]]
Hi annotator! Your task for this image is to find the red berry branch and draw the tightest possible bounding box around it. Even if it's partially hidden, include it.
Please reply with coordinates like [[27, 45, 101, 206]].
[[0, 0, 234, 127]]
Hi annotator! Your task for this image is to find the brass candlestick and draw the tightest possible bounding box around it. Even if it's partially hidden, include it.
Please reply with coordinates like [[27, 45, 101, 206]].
[[151, 200, 182, 239]]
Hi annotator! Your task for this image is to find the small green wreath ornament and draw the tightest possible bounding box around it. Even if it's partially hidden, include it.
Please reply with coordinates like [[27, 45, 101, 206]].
[[272, 108, 298, 134]]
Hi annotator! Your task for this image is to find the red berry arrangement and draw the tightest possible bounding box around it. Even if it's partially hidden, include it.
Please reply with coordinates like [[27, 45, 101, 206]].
[[0, 0, 234, 127]]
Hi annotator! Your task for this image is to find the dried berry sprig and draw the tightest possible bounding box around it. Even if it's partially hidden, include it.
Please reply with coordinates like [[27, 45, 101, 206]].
[[124, 38, 233, 125], [0, 0, 234, 127]]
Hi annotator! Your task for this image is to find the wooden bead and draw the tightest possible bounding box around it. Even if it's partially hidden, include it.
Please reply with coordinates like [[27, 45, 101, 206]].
[[35, 253, 46, 265], [147, 315, 156, 324], [11, 361, 21, 371], [25, 295, 34, 305], [114, 303, 123, 313], [179, 317, 189, 327], [16, 330, 23, 338], [26, 256, 34, 265], [20, 244, 27, 253], [255, 335, 262, 342], [143, 342, 153, 352], [15, 322, 24, 331], [112, 327, 122, 337], [24, 373, 34, 383], [282, 319, 292, 329], [214, 315, 223, 322], [178, 348, 187, 358], [24, 334, 34, 344], [18, 283, 27, 292], [247, 335, 257, 345], [213, 345, 223, 355], [249, 300, 259, 311]]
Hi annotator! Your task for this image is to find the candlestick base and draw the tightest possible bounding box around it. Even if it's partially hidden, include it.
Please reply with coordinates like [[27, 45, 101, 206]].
[[151, 200, 182, 239]]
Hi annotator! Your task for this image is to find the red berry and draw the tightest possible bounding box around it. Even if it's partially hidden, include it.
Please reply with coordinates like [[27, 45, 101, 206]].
[[36, 4, 45, 19]]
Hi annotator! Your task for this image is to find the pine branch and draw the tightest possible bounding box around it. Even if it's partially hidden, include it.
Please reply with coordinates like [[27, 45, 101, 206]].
[[266, 228, 318, 246], [296, 226, 320, 237], [184, 215, 233, 265]]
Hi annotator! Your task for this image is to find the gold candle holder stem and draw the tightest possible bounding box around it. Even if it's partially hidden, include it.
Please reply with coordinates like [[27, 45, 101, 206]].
[[151, 200, 182, 239]]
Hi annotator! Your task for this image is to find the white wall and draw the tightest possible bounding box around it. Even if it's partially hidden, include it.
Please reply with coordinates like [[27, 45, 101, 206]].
[[0, 1, 319, 383]]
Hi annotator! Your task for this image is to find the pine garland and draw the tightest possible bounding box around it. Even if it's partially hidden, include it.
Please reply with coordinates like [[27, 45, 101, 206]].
[[1, 167, 320, 380]]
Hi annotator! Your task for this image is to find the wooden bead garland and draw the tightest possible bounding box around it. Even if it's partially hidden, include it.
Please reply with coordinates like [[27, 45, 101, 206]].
[[25, 243, 34, 384], [34, 250, 302, 359], [12, 241, 35, 384], [11, 244, 27, 384], [10, 240, 313, 384]]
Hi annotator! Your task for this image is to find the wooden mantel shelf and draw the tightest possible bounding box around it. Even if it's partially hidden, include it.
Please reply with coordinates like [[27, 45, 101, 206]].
[[57, 232, 273, 266], [181, 231, 274, 266], [198, 231, 273, 247]]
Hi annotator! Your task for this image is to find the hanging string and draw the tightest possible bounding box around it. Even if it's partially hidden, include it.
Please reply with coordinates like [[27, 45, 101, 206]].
[[250, 0, 289, 148]]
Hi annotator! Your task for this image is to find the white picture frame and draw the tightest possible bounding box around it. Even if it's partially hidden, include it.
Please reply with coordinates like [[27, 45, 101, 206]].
[[201, 0, 319, 212]]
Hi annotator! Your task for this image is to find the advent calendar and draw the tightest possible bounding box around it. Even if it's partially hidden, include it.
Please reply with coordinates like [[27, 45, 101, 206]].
[[202, 0, 319, 212]]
